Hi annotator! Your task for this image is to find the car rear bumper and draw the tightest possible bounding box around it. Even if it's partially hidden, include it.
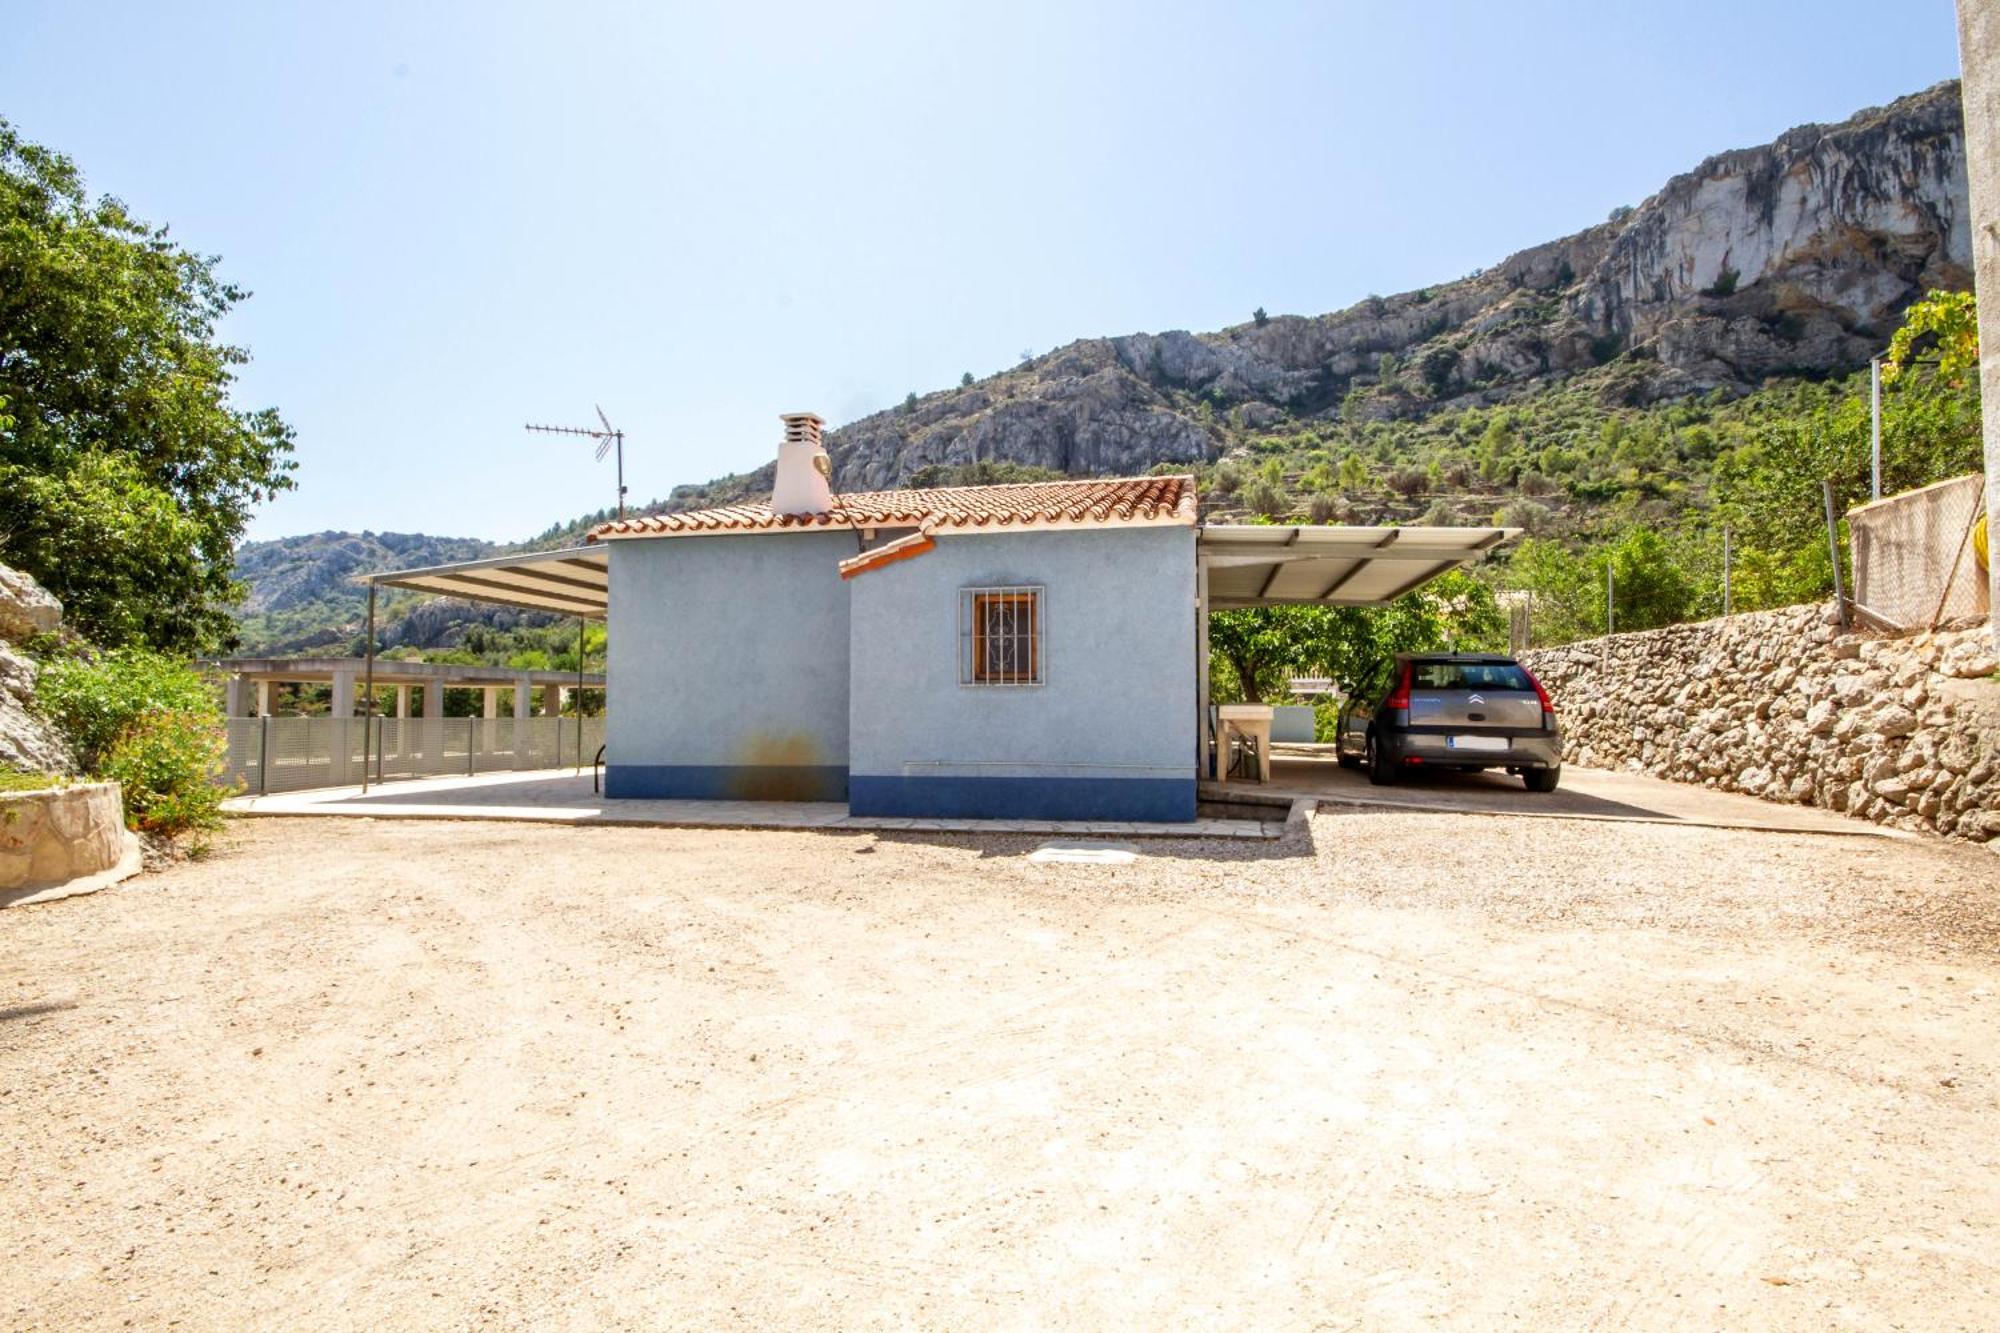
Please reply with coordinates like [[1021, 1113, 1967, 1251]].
[[1380, 729, 1562, 770]]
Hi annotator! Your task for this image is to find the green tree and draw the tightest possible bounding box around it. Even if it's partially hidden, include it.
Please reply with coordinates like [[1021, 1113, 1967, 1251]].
[[960, 371, 974, 387], [1252, 307, 1269, 327], [0, 119, 295, 652], [1883, 289, 1977, 387], [1208, 570, 1501, 703]]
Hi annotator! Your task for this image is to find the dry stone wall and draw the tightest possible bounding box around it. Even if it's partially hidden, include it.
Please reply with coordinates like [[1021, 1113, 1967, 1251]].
[[1522, 604, 2000, 845]]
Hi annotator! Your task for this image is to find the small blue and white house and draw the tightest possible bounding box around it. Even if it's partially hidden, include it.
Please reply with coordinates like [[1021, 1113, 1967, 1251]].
[[368, 412, 1514, 822]]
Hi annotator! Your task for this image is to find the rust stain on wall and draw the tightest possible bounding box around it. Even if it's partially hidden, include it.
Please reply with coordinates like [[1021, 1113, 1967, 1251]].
[[732, 733, 826, 800]]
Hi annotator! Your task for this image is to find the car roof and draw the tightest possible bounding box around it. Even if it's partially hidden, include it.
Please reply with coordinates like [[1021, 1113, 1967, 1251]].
[[1393, 652, 1521, 664]]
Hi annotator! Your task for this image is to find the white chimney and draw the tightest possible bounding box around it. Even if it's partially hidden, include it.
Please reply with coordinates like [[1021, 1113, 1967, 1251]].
[[771, 411, 835, 516]]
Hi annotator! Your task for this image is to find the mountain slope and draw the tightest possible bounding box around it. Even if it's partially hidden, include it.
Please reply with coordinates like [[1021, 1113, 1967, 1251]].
[[233, 81, 1971, 655]]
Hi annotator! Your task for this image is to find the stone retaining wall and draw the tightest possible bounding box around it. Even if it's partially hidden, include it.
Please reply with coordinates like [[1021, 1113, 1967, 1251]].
[[1, 781, 144, 907], [1522, 605, 2000, 844]]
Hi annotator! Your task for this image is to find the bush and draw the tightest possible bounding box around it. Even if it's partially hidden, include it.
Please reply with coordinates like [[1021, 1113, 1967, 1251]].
[[33, 646, 231, 839], [1240, 478, 1287, 517], [99, 711, 229, 840]]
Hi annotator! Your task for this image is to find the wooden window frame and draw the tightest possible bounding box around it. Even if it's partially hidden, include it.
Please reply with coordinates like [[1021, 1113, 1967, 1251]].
[[961, 586, 1044, 686]]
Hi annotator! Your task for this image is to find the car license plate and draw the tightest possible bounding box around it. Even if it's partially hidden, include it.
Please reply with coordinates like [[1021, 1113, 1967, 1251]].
[[1448, 735, 1508, 752]]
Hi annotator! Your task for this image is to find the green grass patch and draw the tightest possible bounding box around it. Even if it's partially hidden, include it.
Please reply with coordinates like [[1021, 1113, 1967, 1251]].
[[0, 769, 69, 794]]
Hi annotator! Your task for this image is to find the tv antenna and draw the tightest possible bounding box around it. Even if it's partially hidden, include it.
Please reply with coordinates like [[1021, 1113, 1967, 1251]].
[[526, 405, 627, 518]]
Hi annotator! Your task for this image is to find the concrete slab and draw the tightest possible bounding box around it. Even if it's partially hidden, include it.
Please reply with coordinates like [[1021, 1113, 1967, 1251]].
[[1237, 748, 1905, 839], [222, 769, 1282, 841]]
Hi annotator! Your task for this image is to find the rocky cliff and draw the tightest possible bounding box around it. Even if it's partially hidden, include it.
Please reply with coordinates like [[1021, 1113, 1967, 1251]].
[[655, 81, 1964, 504], [0, 565, 75, 774], [235, 81, 1974, 653]]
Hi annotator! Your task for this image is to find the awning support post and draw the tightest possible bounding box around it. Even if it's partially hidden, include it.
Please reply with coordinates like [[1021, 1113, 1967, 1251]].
[[362, 583, 376, 794], [1196, 552, 1211, 782]]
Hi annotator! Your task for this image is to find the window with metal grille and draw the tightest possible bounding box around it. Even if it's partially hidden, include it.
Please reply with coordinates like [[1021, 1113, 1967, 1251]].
[[960, 586, 1043, 686]]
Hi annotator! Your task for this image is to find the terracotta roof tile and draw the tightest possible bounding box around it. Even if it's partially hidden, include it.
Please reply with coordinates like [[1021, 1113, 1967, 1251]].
[[588, 474, 1197, 542]]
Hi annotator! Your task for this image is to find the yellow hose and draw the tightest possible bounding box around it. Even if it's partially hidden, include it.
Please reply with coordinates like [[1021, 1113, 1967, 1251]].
[[1977, 512, 1990, 574]]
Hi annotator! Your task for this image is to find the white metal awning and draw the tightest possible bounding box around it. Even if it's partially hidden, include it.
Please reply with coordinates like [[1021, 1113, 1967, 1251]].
[[1198, 524, 1517, 608], [365, 546, 609, 618]]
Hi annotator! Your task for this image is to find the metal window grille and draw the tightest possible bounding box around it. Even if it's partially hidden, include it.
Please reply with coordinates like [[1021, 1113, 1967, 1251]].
[[960, 586, 1044, 686]]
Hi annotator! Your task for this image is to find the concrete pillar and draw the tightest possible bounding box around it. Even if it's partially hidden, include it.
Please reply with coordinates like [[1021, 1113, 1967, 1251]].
[[424, 679, 446, 771], [513, 677, 533, 769], [329, 669, 355, 786], [543, 685, 563, 716], [225, 676, 248, 717], [329, 670, 355, 718], [256, 680, 271, 716], [482, 687, 499, 719], [395, 685, 409, 719], [1956, 2, 2000, 652]]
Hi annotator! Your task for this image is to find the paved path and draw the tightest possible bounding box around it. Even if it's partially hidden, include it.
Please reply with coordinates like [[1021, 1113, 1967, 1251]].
[[1242, 748, 1902, 838], [223, 769, 1282, 840]]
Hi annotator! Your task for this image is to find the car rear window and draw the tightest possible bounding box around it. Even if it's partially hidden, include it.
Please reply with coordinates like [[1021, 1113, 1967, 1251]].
[[1410, 661, 1534, 692]]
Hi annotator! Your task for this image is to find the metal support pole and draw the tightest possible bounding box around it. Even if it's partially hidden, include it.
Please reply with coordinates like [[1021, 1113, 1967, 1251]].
[[1195, 555, 1211, 781], [1606, 563, 1615, 636], [576, 618, 586, 774], [1823, 478, 1849, 629], [1722, 525, 1732, 617], [362, 584, 376, 794], [258, 715, 269, 796], [1869, 357, 1883, 501], [615, 433, 627, 519]]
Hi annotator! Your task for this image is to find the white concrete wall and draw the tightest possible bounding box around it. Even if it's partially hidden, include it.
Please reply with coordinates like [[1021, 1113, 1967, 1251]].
[[846, 526, 1197, 820], [604, 531, 854, 799]]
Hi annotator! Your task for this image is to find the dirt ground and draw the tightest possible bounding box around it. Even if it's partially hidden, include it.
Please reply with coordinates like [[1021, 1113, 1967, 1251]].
[[3, 812, 1998, 1330]]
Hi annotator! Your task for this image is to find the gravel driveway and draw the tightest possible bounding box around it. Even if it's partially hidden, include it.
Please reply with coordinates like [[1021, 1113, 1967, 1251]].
[[3, 813, 1997, 1328]]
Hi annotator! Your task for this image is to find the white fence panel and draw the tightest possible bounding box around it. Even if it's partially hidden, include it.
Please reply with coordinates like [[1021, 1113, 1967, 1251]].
[[222, 716, 608, 794]]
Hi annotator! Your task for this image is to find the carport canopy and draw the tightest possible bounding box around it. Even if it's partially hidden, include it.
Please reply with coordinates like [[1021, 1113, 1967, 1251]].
[[365, 545, 609, 617], [1198, 523, 1518, 608], [362, 526, 1514, 618]]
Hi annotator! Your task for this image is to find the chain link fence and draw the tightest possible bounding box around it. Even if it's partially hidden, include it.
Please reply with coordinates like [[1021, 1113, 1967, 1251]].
[[1847, 473, 1990, 631], [222, 715, 608, 795]]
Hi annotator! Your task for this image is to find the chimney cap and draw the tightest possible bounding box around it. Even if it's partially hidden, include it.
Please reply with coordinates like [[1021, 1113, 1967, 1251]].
[[779, 412, 825, 449]]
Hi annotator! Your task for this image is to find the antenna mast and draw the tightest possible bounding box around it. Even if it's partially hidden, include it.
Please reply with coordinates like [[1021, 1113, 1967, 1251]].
[[526, 405, 628, 518]]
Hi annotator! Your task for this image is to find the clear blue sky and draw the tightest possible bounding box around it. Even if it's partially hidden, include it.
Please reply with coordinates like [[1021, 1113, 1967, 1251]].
[[2, 1, 1966, 543]]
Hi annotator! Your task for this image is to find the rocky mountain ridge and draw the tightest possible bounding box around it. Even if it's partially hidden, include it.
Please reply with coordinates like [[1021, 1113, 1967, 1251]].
[[792, 80, 1966, 498], [233, 81, 1972, 655]]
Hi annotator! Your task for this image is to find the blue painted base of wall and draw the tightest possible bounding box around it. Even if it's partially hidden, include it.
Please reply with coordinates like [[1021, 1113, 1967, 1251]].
[[848, 774, 1197, 823], [605, 764, 849, 802]]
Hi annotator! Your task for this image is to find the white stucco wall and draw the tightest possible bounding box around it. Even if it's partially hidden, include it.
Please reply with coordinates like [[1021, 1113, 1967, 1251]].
[[846, 525, 1197, 818], [604, 531, 853, 799]]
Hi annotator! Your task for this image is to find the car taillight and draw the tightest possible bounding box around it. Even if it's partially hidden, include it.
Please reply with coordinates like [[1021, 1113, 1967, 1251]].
[[1383, 663, 1411, 711], [1524, 667, 1556, 723]]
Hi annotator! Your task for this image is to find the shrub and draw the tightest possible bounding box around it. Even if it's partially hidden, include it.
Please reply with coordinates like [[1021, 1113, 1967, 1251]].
[[1211, 460, 1245, 494], [35, 646, 218, 771], [1240, 478, 1287, 517], [99, 710, 229, 840], [33, 646, 231, 839], [1252, 307, 1269, 327], [1307, 492, 1339, 524]]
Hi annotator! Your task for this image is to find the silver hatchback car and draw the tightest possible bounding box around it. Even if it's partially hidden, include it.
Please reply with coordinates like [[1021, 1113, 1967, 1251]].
[[1335, 653, 1564, 791]]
